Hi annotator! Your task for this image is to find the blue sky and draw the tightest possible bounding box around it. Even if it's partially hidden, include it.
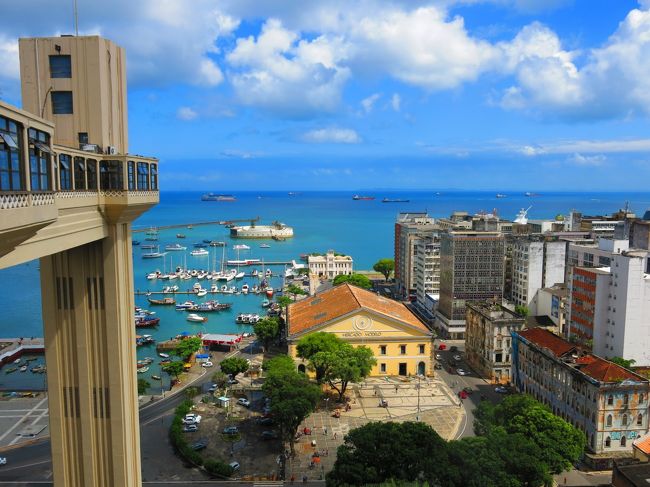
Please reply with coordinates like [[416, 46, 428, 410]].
[[1, 0, 650, 191]]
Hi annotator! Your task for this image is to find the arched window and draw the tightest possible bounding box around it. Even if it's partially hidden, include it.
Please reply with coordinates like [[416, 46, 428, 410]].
[[637, 414, 643, 426], [607, 395, 613, 406], [621, 436, 626, 447], [623, 394, 629, 405], [606, 414, 612, 427], [605, 436, 611, 448], [622, 414, 628, 426], [297, 364, 306, 374]]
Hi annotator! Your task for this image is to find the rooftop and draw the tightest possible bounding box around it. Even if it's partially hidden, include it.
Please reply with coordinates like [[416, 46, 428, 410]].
[[633, 434, 650, 455], [467, 302, 526, 323], [517, 327, 576, 357], [287, 283, 429, 336]]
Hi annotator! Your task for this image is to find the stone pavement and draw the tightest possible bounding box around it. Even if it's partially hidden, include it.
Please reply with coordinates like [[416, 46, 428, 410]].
[[287, 376, 464, 482]]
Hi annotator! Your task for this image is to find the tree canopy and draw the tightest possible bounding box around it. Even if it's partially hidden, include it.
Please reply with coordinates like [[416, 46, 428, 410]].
[[253, 316, 280, 351], [609, 356, 636, 369], [137, 379, 150, 395], [286, 284, 307, 301], [332, 273, 372, 289], [319, 345, 376, 401], [173, 336, 203, 361], [220, 356, 249, 378], [514, 305, 529, 317], [296, 332, 347, 383], [373, 258, 395, 281], [162, 361, 185, 378], [276, 295, 292, 308]]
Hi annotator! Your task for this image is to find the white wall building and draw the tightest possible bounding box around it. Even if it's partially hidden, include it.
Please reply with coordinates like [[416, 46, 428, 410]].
[[308, 251, 353, 279], [414, 234, 441, 315]]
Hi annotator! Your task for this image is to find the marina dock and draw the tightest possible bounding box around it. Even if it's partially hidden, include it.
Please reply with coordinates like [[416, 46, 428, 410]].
[[0, 338, 45, 367], [132, 217, 260, 233]]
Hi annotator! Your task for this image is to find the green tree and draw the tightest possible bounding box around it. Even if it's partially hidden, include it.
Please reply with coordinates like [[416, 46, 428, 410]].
[[320, 345, 376, 401], [609, 356, 636, 369], [327, 422, 449, 486], [162, 360, 185, 378], [514, 305, 529, 317], [173, 336, 203, 361], [185, 386, 200, 399], [276, 295, 292, 308], [332, 273, 372, 289], [373, 258, 395, 281], [211, 370, 228, 388], [286, 283, 307, 301], [137, 379, 151, 395], [263, 358, 321, 456], [262, 354, 296, 374], [220, 356, 249, 378], [296, 332, 347, 383], [253, 316, 280, 351]]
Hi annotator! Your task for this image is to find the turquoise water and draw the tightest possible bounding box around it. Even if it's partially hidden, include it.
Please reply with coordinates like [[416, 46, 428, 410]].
[[1, 190, 649, 389]]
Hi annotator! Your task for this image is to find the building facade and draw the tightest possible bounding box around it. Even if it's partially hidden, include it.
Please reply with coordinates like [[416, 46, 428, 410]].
[[465, 302, 526, 384], [307, 251, 353, 279], [436, 231, 505, 339], [394, 212, 437, 299], [536, 283, 569, 334], [513, 328, 649, 454], [286, 283, 433, 377], [413, 234, 441, 318], [0, 35, 159, 487]]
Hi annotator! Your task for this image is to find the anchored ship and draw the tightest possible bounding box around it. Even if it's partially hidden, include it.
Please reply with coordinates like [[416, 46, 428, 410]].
[[201, 193, 236, 201]]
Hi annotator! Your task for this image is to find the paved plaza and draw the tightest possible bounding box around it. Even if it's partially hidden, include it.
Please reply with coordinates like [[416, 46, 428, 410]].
[[0, 394, 49, 449], [288, 376, 464, 482]]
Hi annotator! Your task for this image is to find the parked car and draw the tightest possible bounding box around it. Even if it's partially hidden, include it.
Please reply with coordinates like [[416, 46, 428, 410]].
[[0, 457, 6, 466], [456, 368, 468, 376], [256, 417, 274, 426], [438, 343, 447, 351], [434, 363, 442, 370], [435, 353, 442, 360], [208, 384, 218, 393], [453, 354, 462, 361], [237, 398, 250, 407], [182, 414, 202, 425], [190, 438, 209, 450], [183, 424, 198, 432], [261, 430, 278, 440], [223, 426, 239, 435], [449, 346, 458, 352], [227, 375, 239, 385], [495, 386, 509, 394], [462, 387, 474, 394], [201, 361, 213, 368], [229, 461, 240, 471]]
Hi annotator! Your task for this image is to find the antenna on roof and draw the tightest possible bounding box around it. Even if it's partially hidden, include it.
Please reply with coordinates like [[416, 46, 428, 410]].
[[73, 0, 79, 36]]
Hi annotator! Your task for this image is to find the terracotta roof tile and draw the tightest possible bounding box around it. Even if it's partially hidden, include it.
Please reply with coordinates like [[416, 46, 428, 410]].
[[517, 327, 576, 357], [576, 355, 643, 382], [287, 283, 429, 337], [634, 434, 650, 455]]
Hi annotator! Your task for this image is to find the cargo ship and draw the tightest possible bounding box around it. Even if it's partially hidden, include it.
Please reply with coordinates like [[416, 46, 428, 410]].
[[230, 221, 294, 239], [201, 193, 236, 201], [352, 195, 375, 200], [381, 198, 410, 203]]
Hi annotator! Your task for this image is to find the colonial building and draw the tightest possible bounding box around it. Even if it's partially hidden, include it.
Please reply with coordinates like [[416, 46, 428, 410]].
[[465, 302, 526, 384], [307, 250, 353, 279], [513, 328, 649, 455], [286, 283, 434, 377]]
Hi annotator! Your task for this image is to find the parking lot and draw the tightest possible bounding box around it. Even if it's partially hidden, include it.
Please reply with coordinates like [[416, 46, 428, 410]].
[[0, 394, 49, 449]]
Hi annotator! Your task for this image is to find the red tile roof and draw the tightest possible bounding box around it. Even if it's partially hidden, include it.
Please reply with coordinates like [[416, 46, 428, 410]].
[[634, 434, 650, 455], [575, 355, 643, 383], [517, 327, 576, 357], [287, 283, 429, 337]]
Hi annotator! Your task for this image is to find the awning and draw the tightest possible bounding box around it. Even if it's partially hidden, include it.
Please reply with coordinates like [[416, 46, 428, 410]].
[[201, 333, 243, 345], [0, 132, 18, 150], [33, 141, 53, 154]]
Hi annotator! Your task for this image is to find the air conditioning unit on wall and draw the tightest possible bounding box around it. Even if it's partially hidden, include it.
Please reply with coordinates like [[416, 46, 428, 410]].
[[107, 146, 117, 155]]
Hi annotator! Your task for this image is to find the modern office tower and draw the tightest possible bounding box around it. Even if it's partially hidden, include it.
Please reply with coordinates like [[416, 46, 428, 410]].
[[413, 233, 441, 320], [465, 301, 526, 384], [394, 212, 437, 299], [510, 237, 566, 314], [0, 34, 159, 487], [436, 231, 505, 339]]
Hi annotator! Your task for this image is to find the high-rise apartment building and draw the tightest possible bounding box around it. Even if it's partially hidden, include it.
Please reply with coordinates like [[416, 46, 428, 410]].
[[0, 35, 159, 487], [436, 231, 505, 339], [394, 212, 437, 299], [413, 234, 441, 319]]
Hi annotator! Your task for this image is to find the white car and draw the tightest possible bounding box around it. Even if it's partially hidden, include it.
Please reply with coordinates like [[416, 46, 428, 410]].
[[0, 457, 6, 466], [495, 386, 509, 394], [183, 424, 198, 432], [182, 414, 202, 425], [229, 461, 240, 471], [237, 398, 250, 407], [456, 368, 468, 376], [201, 361, 213, 368], [435, 353, 442, 360]]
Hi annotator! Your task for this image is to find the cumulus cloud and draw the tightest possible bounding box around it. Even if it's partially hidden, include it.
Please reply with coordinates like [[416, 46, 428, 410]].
[[391, 94, 401, 111], [301, 128, 361, 144], [361, 93, 381, 113], [176, 107, 198, 121]]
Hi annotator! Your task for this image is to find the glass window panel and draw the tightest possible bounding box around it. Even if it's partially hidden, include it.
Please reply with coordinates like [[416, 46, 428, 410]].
[[49, 55, 72, 78], [51, 91, 73, 114], [1, 172, 9, 190]]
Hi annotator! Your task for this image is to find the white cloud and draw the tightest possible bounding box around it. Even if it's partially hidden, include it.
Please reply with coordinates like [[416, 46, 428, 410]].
[[219, 149, 261, 159], [519, 145, 546, 156], [302, 128, 361, 144], [176, 107, 198, 121], [361, 93, 381, 113], [391, 93, 401, 111], [567, 153, 606, 166]]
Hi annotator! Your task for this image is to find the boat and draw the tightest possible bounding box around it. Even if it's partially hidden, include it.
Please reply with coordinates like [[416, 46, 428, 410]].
[[236, 313, 260, 324], [352, 195, 375, 200], [209, 241, 225, 247], [132, 240, 141, 245], [190, 249, 209, 256], [259, 244, 270, 249], [141, 244, 156, 250], [201, 193, 236, 201], [235, 271, 245, 279], [496, 194, 507, 198], [196, 289, 208, 297], [142, 247, 166, 259], [381, 198, 410, 203], [135, 316, 160, 327], [163, 285, 179, 293], [233, 244, 250, 250], [193, 242, 208, 248], [176, 234, 186, 238], [4, 366, 17, 374], [152, 375, 162, 380], [19, 365, 27, 372], [148, 297, 176, 305], [176, 301, 196, 310], [31, 365, 46, 373], [13, 358, 20, 364], [159, 353, 170, 358], [261, 299, 270, 307], [187, 313, 208, 323], [165, 244, 187, 251], [265, 288, 274, 298], [137, 366, 149, 374], [525, 192, 541, 197], [241, 284, 249, 294], [265, 268, 273, 277]]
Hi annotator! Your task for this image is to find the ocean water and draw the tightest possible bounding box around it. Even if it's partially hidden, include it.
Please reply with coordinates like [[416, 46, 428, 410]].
[[1, 190, 649, 389]]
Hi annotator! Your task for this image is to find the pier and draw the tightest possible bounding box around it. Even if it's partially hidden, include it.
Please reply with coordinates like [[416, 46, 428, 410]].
[[133, 217, 260, 233], [0, 338, 45, 367]]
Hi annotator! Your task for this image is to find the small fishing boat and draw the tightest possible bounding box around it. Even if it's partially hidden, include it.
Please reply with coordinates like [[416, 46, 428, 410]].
[[261, 299, 271, 307], [5, 366, 18, 374], [148, 297, 176, 305], [135, 316, 160, 327], [13, 358, 20, 364], [190, 249, 209, 256], [141, 244, 156, 250], [196, 289, 208, 297], [159, 353, 170, 359], [165, 244, 187, 251], [187, 313, 208, 323], [176, 234, 186, 238], [31, 365, 46, 373], [265, 288, 274, 298], [260, 244, 271, 248], [241, 284, 249, 294], [235, 271, 245, 279], [19, 365, 27, 372], [209, 241, 225, 247], [142, 251, 166, 259], [137, 366, 149, 374]]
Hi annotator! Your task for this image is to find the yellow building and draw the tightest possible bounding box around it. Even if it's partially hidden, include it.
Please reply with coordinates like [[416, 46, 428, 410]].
[[286, 283, 434, 376]]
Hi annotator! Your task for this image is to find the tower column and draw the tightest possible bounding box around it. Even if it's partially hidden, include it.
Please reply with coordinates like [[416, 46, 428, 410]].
[[40, 222, 140, 487]]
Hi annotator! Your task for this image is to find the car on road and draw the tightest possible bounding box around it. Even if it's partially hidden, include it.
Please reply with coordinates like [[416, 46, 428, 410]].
[[229, 461, 240, 471], [456, 368, 468, 376], [261, 430, 278, 440], [435, 353, 442, 360], [182, 414, 202, 425], [208, 383, 218, 393], [437, 343, 447, 350], [201, 361, 213, 368], [223, 426, 239, 435], [237, 398, 251, 407], [449, 346, 458, 352], [183, 424, 198, 432], [458, 390, 468, 400], [453, 354, 462, 361], [0, 457, 6, 466], [495, 386, 509, 394], [190, 438, 209, 451], [256, 417, 274, 426]]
